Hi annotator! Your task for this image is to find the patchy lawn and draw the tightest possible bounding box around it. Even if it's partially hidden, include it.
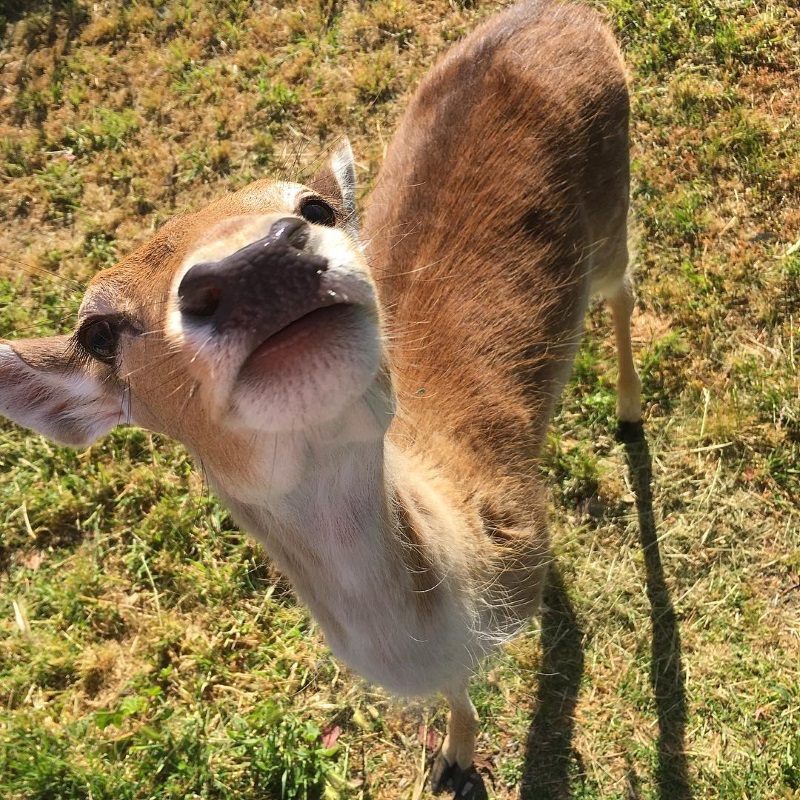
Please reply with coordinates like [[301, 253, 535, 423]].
[[1, 0, 798, 797]]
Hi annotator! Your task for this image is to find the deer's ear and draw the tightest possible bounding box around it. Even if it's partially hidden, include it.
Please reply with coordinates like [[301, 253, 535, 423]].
[[0, 337, 124, 448], [308, 139, 359, 238]]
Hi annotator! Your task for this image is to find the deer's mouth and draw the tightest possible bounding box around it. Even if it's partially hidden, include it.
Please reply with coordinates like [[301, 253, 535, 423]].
[[239, 303, 361, 379]]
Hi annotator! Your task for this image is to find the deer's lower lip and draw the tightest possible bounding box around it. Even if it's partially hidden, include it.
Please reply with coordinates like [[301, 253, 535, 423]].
[[239, 304, 356, 377]]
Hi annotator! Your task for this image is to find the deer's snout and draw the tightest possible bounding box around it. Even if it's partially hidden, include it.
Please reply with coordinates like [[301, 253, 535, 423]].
[[178, 217, 329, 333]]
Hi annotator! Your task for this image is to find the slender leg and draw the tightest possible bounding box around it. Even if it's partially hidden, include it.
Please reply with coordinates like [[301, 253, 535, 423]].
[[430, 684, 479, 793], [607, 273, 642, 423]]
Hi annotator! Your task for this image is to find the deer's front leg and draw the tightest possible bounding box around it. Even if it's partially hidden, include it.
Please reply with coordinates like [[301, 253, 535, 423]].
[[608, 274, 642, 424], [430, 684, 479, 794]]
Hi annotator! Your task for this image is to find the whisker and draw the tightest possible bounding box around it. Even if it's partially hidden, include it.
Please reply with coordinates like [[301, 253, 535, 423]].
[[176, 379, 199, 419], [0, 254, 85, 287]]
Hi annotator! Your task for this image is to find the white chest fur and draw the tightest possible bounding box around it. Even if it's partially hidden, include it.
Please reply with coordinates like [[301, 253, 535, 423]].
[[217, 435, 486, 697]]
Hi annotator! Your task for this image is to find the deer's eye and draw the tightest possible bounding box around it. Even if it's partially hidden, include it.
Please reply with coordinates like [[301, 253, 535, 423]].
[[78, 318, 119, 365], [299, 197, 337, 227]]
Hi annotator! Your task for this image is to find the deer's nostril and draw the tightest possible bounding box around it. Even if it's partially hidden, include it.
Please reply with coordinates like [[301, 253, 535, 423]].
[[269, 216, 310, 250], [179, 272, 222, 319]]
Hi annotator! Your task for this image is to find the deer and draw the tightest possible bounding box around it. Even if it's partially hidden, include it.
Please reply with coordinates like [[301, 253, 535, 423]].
[[0, 0, 641, 794]]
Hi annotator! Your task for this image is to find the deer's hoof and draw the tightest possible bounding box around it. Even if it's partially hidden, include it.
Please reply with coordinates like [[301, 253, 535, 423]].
[[430, 751, 482, 798], [616, 418, 644, 443]]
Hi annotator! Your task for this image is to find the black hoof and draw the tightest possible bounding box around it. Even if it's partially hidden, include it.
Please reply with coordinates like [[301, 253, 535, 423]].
[[429, 751, 484, 798], [616, 419, 644, 444]]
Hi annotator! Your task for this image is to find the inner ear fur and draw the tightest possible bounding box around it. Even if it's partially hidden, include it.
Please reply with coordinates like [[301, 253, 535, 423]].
[[0, 336, 121, 448]]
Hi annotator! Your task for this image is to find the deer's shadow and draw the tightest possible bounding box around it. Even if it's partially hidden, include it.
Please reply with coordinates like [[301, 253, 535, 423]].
[[519, 424, 691, 799]]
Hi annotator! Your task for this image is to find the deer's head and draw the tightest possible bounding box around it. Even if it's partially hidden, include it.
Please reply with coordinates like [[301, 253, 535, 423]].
[[0, 143, 394, 502]]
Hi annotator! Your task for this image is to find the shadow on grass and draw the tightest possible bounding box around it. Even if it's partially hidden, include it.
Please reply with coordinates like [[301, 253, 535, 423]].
[[0, 0, 89, 50], [519, 564, 584, 800], [519, 423, 691, 799], [620, 422, 691, 799]]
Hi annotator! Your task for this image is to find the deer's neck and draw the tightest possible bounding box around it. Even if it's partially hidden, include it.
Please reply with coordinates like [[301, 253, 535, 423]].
[[207, 404, 482, 696]]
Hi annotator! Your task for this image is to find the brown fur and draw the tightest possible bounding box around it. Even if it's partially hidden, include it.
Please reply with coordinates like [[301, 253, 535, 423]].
[[365, 0, 631, 627]]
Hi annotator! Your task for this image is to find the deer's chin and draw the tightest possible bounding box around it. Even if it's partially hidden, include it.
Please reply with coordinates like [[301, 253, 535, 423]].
[[227, 303, 382, 433]]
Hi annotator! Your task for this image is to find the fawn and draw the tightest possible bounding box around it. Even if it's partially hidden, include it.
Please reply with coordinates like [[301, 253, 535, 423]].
[[0, 0, 640, 792]]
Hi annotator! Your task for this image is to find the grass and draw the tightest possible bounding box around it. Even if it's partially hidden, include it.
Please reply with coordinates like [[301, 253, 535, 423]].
[[0, 0, 798, 798]]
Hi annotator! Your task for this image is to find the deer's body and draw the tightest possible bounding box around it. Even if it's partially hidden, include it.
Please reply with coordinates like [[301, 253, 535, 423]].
[[0, 0, 640, 788]]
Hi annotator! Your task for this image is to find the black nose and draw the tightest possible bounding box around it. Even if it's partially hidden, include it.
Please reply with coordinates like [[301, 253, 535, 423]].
[[178, 217, 327, 325], [268, 216, 309, 250]]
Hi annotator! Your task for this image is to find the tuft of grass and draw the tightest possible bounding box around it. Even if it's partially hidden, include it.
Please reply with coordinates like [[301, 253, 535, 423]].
[[35, 161, 84, 223]]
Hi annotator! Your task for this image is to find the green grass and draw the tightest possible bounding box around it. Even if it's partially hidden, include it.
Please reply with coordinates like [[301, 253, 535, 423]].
[[1, 0, 799, 798]]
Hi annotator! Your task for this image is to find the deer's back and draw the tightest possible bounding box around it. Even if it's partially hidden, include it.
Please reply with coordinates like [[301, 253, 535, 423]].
[[364, 0, 629, 476]]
